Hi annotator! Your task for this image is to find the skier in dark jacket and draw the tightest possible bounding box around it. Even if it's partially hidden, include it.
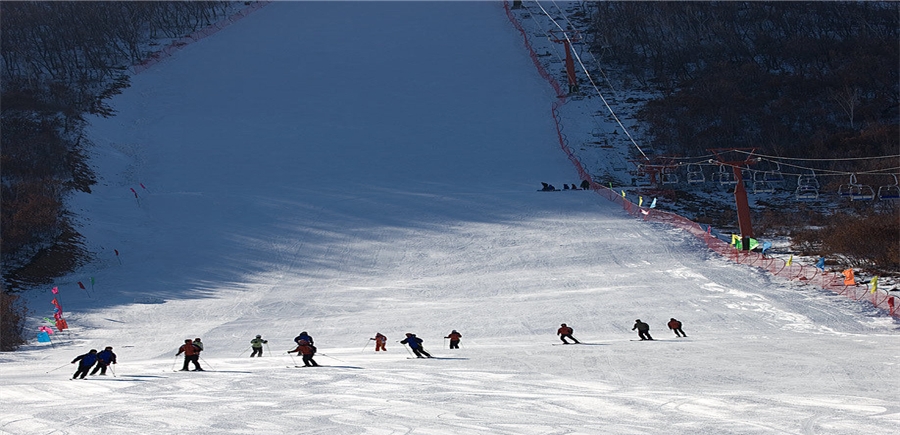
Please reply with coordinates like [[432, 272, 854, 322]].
[[71, 349, 98, 379], [632, 319, 653, 340], [294, 331, 313, 346], [667, 318, 687, 337], [400, 333, 432, 358], [89, 346, 117, 375], [557, 323, 580, 344]]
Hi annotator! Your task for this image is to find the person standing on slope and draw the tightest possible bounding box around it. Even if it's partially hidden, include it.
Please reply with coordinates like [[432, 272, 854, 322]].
[[288, 339, 318, 367], [177, 339, 204, 371], [667, 318, 687, 337], [400, 333, 433, 358], [557, 323, 580, 344], [90, 346, 117, 376], [445, 330, 462, 349], [370, 333, 387, 352], [632, 319, 653, 341], [250, 335, 267, 357], [71, 349, 98, 379]]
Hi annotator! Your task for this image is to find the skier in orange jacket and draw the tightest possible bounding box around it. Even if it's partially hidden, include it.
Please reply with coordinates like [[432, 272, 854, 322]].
[[445, 330, 462, 349], [371, 333, 387, 351]]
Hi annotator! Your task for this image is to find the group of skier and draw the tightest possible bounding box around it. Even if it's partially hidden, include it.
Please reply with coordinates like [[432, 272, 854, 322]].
[[69, 320, 687, 374], [70, 346, 117, 379], [557, 318, 687, 344]]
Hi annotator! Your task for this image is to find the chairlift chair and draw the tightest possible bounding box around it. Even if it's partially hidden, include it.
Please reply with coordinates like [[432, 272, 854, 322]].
[[686, 163, 705, 184], [797, 173, 819, 190], [752, 171, 775, 194], [661, 172, 679, 185], [795, 185, 818, 201], [714, 165, 737, 185], [838, 174, 875, 201], [763, 163, 785, 184], [877, 175, 900, 201]]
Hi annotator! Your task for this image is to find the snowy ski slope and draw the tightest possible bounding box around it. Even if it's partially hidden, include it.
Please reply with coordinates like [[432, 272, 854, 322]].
[[1, 2, 897, 434]]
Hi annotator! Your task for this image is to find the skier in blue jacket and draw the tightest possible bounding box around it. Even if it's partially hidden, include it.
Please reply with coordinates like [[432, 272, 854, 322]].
[[71, 349, 98, 379], [400, 333, 433, 358], [90, 346, 117, 375]]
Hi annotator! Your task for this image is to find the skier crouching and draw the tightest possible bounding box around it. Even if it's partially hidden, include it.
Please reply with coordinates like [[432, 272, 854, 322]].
[[400, 333, 432, 358]]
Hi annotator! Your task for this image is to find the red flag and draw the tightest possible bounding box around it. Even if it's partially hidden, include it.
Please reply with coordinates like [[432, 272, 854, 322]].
[[51, 298, 61, 308], [55, 318, 68, 332], [78, 282, 85, 289], [115, 249, 119, 256], [51, 286, 59, 294], [130, 188, 138, 198], [140, 183, 147, 190]]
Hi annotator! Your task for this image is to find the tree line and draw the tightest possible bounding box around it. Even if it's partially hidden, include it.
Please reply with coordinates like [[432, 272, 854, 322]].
[[584, 1, 899, 273], [586, 1, 898, 166], [1, 1, 234, 350]]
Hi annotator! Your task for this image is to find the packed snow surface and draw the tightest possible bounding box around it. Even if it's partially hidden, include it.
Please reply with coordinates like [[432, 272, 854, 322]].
[[1, 2, 897, 434]]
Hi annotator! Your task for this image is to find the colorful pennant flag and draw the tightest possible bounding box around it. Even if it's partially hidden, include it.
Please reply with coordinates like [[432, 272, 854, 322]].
[[638, 196, 643, 207], [815, 257, 825, 271], [870, 276, 879, 293], [649, 198, 657, 209], [786, 255, 793, 266], [842, 269, 856, 286]]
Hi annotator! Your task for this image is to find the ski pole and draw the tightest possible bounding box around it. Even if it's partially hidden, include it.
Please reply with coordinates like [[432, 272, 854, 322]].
[[361, 339, 371, 352], [317, 352, 345, 363], [172, 355, 180, 371], [199, 355, 214, 370], [444, 337, 449, 349], [400, 342, 414, 357], [46, 362, 70, 374], [286, 351, 298, 365], [110, 364, 117, 378], [264, 342, 272, 357], [238, 346, 252, 357]]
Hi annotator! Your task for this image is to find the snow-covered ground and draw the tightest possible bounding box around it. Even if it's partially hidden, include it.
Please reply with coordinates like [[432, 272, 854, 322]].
[[1, 2, 897, 434]]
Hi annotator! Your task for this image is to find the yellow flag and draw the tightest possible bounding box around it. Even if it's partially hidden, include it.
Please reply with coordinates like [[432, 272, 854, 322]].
[[621, 190, 626, 198], [786, 254, 793, 266], [870, 276, 879, 293], [731, 234, 739, 246], [639, 196, 644, 207]]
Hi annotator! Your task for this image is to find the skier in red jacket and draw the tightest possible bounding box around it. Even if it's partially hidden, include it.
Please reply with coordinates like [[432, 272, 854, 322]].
[[288, 339, 319, 367], [176, 339, 204, 371], [667, 318, 687, 337], [557, 323, 580, 344]]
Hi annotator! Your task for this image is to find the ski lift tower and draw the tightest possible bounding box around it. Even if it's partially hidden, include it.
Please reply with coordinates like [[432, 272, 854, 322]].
[[710, 148, 758, 251], [549, 28, 581, 94]]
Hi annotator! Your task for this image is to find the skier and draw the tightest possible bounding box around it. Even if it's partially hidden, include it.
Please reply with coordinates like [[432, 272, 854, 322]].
[[294, 331, 313, 346], [445, 330, 462, 349], [193, 338, 204, 353], [250, 335, 267, 357], [400, 333, 432, 358], [71, 349, 98, 379], [632, 319, 653, 340], [557, 323, 580, 344], [370, 332, 387, 352], [667, 318, 687, 337], [580, 179, 591, 190], [89, 346, 117, 375], [176, 339, 204, 371], [288, 339, 318, 367]]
